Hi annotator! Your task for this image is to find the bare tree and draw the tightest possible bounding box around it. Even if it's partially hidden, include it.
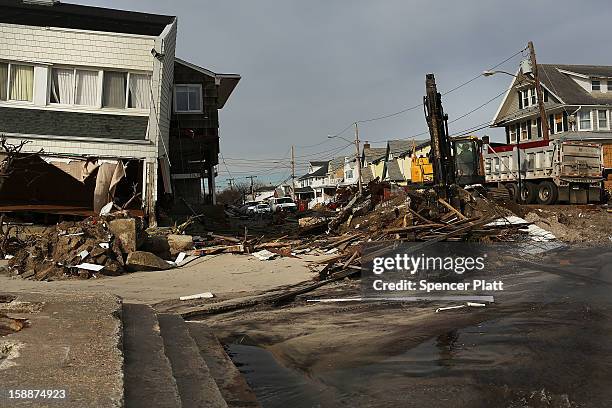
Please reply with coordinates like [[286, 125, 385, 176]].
[[0, 135, 43, 191]]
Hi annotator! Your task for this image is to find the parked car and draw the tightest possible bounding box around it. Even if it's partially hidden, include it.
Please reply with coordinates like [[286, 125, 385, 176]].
[[254, 203, 271, 214], [269, 197, 297, 213], [240, 201, 260, 214]]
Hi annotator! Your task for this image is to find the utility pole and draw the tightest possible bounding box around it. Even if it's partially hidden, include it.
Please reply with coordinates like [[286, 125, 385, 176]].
[[290, 145, 296, 199], [354, 122, 363, 196], [246, 175, 257, 201], [227, 178, 235, 190], [528, 41, 549, 140]]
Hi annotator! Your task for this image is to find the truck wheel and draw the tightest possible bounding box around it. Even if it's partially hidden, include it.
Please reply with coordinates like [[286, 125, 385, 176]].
[[520, 182, 537, 204], [505, 183, 518, 202], [536, 181, 558, 205]]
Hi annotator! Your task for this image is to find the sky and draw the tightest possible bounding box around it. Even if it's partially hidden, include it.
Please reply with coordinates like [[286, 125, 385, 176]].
[[80, 0, 612, 187]]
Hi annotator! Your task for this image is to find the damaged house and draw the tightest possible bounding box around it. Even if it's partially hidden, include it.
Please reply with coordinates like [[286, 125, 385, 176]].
[[0, 0, 239, 223]]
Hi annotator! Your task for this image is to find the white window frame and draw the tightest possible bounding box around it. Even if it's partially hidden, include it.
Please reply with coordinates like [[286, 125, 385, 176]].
[[520, 122, 529, 141], [578, 109, 592, 131], [509, 124, 518, 143], [521, 89, 530, 108], [592, 80, 601, 92], [173, 84, 203, 114], [554, 113, 564, 134], [45, 65, 151, 112], [0, 61, 35, 103], [597, 109, 609, 130]]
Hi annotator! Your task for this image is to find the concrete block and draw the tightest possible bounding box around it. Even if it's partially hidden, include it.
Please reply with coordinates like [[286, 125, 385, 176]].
[[108, 218, 137, 254], [126, 251, 172, 272], [166, 234, 194, 257]]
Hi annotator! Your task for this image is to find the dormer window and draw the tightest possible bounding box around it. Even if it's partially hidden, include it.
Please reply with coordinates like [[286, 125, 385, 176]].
[[592, 80, 601, 91], [518, 88, 537, 109]]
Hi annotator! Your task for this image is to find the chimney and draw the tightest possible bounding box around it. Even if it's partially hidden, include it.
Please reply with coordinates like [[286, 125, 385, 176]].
[[363, 141, 370, 149]]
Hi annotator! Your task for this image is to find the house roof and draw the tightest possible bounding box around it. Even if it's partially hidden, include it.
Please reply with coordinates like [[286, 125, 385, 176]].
[[328, 156, 347, 173], [387, 140, 413, 157], [298, 161, 329, 180], [362, 147, 387, 163], [360, 166, 375, 183], [494, 64, 612, 125], [0, 0, 175, 36], [385, 159, 404, 181], [539, 64, 612, 105], [175, 58, 241, 109], [388, 139, 430, 158], [294, 186, 314, 194]]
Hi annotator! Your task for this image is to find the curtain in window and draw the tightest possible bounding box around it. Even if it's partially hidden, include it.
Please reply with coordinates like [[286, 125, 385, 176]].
[[128, 74, 150, 109], [0, 63, 7, 101], [103, 71, 126, 108], [75, 70, 98, 106], [51, 68, 74, 104], [9, 65, 33, 101]]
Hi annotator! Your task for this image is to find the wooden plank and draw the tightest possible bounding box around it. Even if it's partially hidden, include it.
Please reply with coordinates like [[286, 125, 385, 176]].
[[437, 198, 467, 220]]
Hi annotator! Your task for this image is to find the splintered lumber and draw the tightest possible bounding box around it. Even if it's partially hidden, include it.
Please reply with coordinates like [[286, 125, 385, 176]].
[[311, 253, 346, 264], [384, 223, 445, 234], [181, 266, 361, 319], [438, 198, 468, 220], [208, 233, 241, 243], [328, 194, 360, 232], [194, 244, 244, 255], [254, 242, 293, 250]]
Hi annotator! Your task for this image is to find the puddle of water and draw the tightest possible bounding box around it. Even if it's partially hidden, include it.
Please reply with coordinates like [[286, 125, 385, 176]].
[[227, 344, 330, 408]]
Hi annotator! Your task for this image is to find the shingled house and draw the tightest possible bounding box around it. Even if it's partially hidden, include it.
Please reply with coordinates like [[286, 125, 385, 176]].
[[0, 0, 239, 223], [491, 64, 612, 174]]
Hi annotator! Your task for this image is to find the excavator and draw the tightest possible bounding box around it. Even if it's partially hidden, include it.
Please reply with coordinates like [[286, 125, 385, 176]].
[[412, 74, 485, 195]]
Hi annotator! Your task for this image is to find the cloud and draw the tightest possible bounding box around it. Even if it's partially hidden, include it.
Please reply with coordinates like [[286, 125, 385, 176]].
[[78, 0, 610, 182]]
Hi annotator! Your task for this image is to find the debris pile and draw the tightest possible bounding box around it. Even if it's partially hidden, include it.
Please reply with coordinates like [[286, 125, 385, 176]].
[[7, 218, 128, 280]]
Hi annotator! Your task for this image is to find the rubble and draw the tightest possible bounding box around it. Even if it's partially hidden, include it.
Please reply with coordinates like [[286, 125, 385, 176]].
[[7, 218, 127, 280], [126, 251, 173, 272]]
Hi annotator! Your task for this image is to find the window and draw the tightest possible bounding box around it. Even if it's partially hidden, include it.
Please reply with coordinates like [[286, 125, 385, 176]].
[[0, 63, 8, 101], [598, 110, 609, 130], [0, 63, 34, 102], [522, 90, 530, 109], [174, 84, 202, 113], [50, 68, 99, 106], [509, 124, 518, 143], [554, 113, 564, 133], [103, 71, 127, 108], [50, 68, 74, 104], [75, 70, 99, 106], [608, 81, 612, 92], [592, 80, 601, 91], [578, 110, 592, 130], [127, 74, 151, 109], [345, 169, 353, 179], [520, 122, 529, 141], [519, 88, 537, 109]]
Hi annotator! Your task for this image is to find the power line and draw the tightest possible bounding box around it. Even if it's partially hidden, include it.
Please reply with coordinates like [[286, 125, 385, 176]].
[[312, 46, 526, 145]]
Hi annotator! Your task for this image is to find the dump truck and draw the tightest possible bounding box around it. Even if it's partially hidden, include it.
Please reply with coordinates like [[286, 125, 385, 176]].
[[483, 138, 603, 204]]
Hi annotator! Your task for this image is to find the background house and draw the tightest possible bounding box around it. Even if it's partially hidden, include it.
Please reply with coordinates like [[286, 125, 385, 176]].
[[169, 58, 240, 207], [491, 64, 612, 174]]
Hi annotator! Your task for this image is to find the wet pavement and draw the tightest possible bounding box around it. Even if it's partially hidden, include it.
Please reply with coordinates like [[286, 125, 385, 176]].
[[225, 246, 612, 407]]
